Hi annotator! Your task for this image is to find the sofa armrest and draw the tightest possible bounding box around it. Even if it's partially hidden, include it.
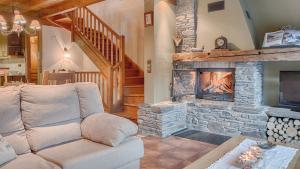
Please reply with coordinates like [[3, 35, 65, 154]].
[[81, 113, 138, 147]]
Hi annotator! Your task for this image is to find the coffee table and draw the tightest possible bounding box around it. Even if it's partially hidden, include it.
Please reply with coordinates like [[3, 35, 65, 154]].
[[184, 135, 300, 169]]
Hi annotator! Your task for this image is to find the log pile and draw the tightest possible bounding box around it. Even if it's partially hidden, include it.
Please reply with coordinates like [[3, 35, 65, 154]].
[[267, 117, 300, 144]]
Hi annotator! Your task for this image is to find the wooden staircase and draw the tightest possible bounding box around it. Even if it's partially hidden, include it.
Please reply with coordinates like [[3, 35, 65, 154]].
[[123, 57, 144, 120], [48, 7, 144, 120]]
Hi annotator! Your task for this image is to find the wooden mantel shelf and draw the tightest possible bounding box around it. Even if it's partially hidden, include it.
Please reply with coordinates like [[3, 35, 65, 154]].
[[173, 48, 300, 62]]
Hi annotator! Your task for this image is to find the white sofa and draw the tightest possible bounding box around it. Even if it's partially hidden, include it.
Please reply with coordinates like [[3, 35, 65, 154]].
[[0, 83, 144, 169]]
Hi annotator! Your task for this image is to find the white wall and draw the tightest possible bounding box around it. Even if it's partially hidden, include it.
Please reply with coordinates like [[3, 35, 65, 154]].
[[144, 0, 155, 104], [88, 0, 144, 69], [42, 25, 98, 72], [152, 0, 176, 103], [196, 0, 255, 51]]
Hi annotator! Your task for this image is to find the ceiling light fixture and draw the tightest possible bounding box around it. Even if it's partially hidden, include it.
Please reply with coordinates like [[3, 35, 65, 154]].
[[0, 9, 41, 36]]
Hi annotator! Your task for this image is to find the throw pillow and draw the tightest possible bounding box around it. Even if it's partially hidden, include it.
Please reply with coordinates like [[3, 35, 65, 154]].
[[81, 113, 138, 147]]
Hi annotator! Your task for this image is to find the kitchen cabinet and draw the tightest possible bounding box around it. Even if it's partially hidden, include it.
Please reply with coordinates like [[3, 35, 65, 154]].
[[7, 33, 24, 57]]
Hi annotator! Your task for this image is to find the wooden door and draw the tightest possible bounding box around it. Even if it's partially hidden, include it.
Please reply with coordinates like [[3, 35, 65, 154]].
[[26, 36, 39, 84]]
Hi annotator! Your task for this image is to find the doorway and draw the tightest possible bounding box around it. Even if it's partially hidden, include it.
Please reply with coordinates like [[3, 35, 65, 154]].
[[26, 36, 39, 84]]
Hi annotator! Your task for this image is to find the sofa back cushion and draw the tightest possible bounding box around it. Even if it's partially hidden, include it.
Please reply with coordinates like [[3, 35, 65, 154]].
[[0, 134, 17, 165], [75, 83, 104, 118], [0, 86, 31, 155], [21, 85, 82, 151]]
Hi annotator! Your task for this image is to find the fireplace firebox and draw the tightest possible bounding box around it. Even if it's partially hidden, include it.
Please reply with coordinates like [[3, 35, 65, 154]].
[[196, 68, 235, 101], [279, 71, 300, 109]]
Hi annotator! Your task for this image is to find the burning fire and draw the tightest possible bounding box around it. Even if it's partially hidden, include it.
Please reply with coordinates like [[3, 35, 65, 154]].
[[200, 72, 233, 94]]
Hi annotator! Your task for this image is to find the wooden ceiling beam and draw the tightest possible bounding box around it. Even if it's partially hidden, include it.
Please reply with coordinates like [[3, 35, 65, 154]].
[[39, 0, 104, 17], [24, 0, 65, 12]]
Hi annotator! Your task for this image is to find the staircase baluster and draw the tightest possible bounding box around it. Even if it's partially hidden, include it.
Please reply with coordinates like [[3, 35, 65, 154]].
[[90, 13, 92, 41], [98, 21, 101, 51], [83, 8, 86, 36], [111, 33, 113, 65], [94, 17, 97, 48], [116, 38, 118, 64], [102, 24, 105, 56]]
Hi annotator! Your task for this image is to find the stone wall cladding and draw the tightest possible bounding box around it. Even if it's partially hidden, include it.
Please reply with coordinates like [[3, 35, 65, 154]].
[[186, 100, 268, 138], [176, 0, 197, 52], [172, 70, 196, 97], [138, 102, 187, 137], [234, 62, 263, 108]]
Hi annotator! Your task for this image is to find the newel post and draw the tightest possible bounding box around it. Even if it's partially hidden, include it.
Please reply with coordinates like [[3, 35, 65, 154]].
[[108, 67, 114, 113], [120, 35, 126, 109]]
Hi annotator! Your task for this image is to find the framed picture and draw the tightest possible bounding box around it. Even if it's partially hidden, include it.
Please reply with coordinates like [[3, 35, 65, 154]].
[[262, 30, 300, 48], [144, 11, 153, 27], [263, 31, 284, 48]]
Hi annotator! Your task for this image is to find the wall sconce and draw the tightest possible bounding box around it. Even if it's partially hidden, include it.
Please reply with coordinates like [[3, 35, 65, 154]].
[[64, 47, 70, 58]]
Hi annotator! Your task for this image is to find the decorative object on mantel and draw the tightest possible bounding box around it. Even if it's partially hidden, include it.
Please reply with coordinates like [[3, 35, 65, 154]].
[[262, 25, 300, 48], [173, 31, 183, 47], [215, 36, 228, 49], [191, 46, 205, 52]]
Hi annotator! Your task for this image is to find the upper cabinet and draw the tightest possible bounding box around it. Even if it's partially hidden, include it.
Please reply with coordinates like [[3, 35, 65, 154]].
[[0, 35, 7, 58], [7, 33, 25, 57]]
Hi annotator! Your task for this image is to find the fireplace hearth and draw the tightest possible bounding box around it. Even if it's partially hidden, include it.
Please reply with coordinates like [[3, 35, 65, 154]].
[[196, 68, 235, 102]]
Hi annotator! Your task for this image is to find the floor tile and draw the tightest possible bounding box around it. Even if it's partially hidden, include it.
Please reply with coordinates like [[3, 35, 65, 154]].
[[141, 136, 216, 169]]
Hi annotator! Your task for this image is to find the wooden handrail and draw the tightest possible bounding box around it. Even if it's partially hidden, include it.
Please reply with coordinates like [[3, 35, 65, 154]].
[[73, 7, 124, 67], [72, 7, 125, 113], [84, 7, 120, 38], [75, 71, 109, 110]]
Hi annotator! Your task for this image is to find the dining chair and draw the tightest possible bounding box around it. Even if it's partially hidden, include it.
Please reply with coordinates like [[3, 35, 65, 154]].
[[42, 71, 75, 85]]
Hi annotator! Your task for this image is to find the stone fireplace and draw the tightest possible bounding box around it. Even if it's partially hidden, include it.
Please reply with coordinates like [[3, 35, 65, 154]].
[[196, 68, 235, 102], [169, 61, 267, 138], [138, 49, 300, 145]]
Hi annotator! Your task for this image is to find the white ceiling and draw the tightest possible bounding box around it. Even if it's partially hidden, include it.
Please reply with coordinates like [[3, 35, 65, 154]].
[[244, 0, 300, 46]]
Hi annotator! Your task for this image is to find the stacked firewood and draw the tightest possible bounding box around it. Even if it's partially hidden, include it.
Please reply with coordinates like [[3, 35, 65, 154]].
[[267, 117, 300, 144]]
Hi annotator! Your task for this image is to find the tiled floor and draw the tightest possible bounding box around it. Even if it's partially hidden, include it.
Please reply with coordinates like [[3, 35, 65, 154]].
[[141, 136, 218, 169]]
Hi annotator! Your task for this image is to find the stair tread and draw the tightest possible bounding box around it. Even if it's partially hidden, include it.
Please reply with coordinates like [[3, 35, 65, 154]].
[[112, 112, 135, 121], [124, 85, 144, 88], [125, 76, 144, 79], [126, 68, 139, 70], [125, 94, 144, 97], [124, 103, 140, 107]]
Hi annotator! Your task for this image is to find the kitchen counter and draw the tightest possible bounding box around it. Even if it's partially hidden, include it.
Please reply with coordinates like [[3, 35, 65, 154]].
[[7, 72, 25, 76]]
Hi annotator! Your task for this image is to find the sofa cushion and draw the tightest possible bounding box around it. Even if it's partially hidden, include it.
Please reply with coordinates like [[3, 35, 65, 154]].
[[81, 113, 138, 147], [37, 137, 144, 169], [26, 119, 81, 152], [0, 153, 61, 169], [0, 87, 24, 134], [75, 83, 104, 118], [0, 135, 16, 166], [21, 85, 81, 151], [2, 131, 31, 155], [21, 85, 81, 128], [0, 86, 31, 155]]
